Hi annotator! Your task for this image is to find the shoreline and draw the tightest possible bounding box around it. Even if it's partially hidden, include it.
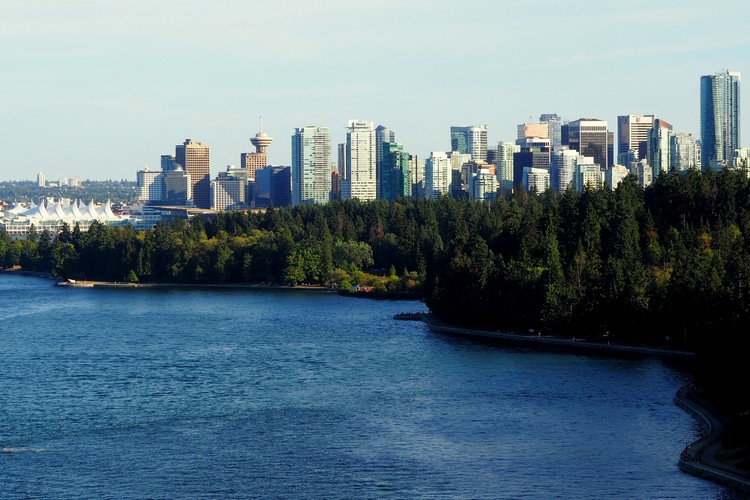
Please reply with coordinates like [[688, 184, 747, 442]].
[[398, 311, 750, 494], [56, 279, 337, 293]]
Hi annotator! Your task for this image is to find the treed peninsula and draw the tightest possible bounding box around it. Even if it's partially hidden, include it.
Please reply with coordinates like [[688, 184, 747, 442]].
[[3, 169, 750, 471]]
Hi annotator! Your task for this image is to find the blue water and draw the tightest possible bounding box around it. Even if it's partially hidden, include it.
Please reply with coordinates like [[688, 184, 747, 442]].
[[0, 273, 734, 498]]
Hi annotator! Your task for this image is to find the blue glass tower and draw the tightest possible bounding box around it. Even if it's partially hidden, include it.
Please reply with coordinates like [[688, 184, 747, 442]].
[[700, 70, 741, 169]]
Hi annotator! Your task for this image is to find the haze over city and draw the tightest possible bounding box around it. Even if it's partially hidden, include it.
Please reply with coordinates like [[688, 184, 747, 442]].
[[3, 0, 749, 182]]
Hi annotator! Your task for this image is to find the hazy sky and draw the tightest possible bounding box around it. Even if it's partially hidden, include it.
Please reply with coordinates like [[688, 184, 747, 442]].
[[3, 0, 749, 181]]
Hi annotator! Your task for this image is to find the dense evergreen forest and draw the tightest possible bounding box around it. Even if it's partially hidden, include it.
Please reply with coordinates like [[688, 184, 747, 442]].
[[2, 169, 750, 413]]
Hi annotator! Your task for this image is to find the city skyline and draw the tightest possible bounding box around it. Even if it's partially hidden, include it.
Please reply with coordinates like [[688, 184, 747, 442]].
[[3, 1, 749, 181]]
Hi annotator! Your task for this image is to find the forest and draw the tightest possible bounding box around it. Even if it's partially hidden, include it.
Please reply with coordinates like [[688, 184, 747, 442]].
[[2, 169, 750, 412]]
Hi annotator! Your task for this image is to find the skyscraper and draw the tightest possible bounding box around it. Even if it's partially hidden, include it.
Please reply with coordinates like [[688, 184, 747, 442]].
[[647, 119, 673, 178], [342, 120, 376, 201], [497, 141, 519, 192], [425, 152, 451, 199], [375, 125, 396, 199], [381, 142, 410, 202], [617, 114, 654, 161], [567, 119, 610, 170], [291, 126, 332, 205], [175, 139, 210, 209], [671, 133, 701, 171], [701, 70, 741, 169], [450, 125, 488, 162]]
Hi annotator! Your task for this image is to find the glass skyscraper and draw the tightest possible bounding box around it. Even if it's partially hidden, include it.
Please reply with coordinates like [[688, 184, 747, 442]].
[[700, 70, 741, 170]]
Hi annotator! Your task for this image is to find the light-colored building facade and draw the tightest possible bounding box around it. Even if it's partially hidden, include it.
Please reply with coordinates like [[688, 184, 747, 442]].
[[647, 119, 673, 178], [342, 120, 376, 201], [451, 125, 488, 162], [550, 148, 578, 193], [470, 167, 498, 202], [425, 152, 451, 199], [497, 141, 519, 191], [137, 168, 164, 202], [291, 126, 332, 205], [574, 157, 603, 191], [671, 133, 701, 171], [617, 114, 654, 161], [606, 164, 630, 190]]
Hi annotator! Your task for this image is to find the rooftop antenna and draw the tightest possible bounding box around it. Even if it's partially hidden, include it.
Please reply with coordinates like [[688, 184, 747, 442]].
[[259, 115, 264, 134]]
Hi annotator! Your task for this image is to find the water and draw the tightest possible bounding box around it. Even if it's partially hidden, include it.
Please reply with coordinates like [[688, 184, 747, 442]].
[[0, 273, 734, 498]]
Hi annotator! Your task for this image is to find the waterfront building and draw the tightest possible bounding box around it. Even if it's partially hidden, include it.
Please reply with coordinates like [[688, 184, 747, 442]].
[[175, 139, 211, 209], [550, 148, 578, 193], [342, 120, 376, 201], [0, 198, 130, 239], [647, 119, 673, 178], [451, 125, 488, 162], [381, 142, 411, 202], [617, 114, 654, 161], [291, 126, 332, 205], [701, 70, 741, 169], [568, 118, 611, 169], [497, 141, 519, 191], [671, 133, 701, 171], [136, 167, 164, 202], [425, 152, 451, 199]]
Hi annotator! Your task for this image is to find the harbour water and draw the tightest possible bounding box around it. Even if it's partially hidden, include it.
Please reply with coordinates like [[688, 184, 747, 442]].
[[0, 273, 736, 498]]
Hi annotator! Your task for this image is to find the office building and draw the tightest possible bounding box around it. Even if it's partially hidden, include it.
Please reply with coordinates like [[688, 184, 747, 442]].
[[514, 137, 551, 192], [471, 167, 498, 202], [540, 113, 563, 149], [574, 158, 603, 191], [137, 167, 164, 202], [163, 167, 191, 205], [617, 114, 654, 161], [451, 125, 488, 162], [342, 120, 376, 201], [175, 139, 210, 209], [568, 119, 610, 170], [701, 70, 741, 169], [291, 126, 332, 205], [517, 123, 549, 141], [606, 164, 630, 190]]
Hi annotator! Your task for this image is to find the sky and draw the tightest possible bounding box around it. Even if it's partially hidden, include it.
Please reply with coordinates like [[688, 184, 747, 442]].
[[2, 0, 750, 181]]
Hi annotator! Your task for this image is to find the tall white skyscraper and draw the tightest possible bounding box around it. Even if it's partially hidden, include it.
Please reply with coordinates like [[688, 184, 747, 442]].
[[550, 148, 578, 193], [497, 141, 519, 191], [425, 152, 451, 199], [647, 119, 673, 178], [342, 120, 376, 201], [291, 126, 332, 205], [701, 70, 741, 169]]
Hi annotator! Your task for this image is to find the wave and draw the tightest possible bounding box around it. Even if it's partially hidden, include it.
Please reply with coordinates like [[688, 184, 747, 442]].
[[2, 447, 46, 453]]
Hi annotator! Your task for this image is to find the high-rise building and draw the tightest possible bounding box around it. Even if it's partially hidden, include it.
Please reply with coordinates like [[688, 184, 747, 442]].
[[409, 155, 425, 199], [550, 148, 578, 193], [540, 113, 563, 149], [701, 70, 741, 169], [161, 155, 178, 172], [163, 167, 191, 205], [136, 167, 164, 202], [617, 114, 654, 161], [36, 172, 45, 188], [606, 164, 630, 190], [254, 166, 291, 208], [375, 125, 396, 199], [242, 121, 273, 181], [425, 152, 451, 199], [175, 139, 210, 209], [291, 126, 332, 205], [451, 125, 488, 162], [517, 123, 549, 141], [342, 120, 376, 201], [514, 137, 550, 192], [647, 119, 673, 178], [381, 142, 410, 202], [470, 166, 498, 202], [574, 158, 603, 191], [567, 119, 610, 170], [497, 141, 519, 191], [211, 166, 249, 211], [671, 133, 701, 171]]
